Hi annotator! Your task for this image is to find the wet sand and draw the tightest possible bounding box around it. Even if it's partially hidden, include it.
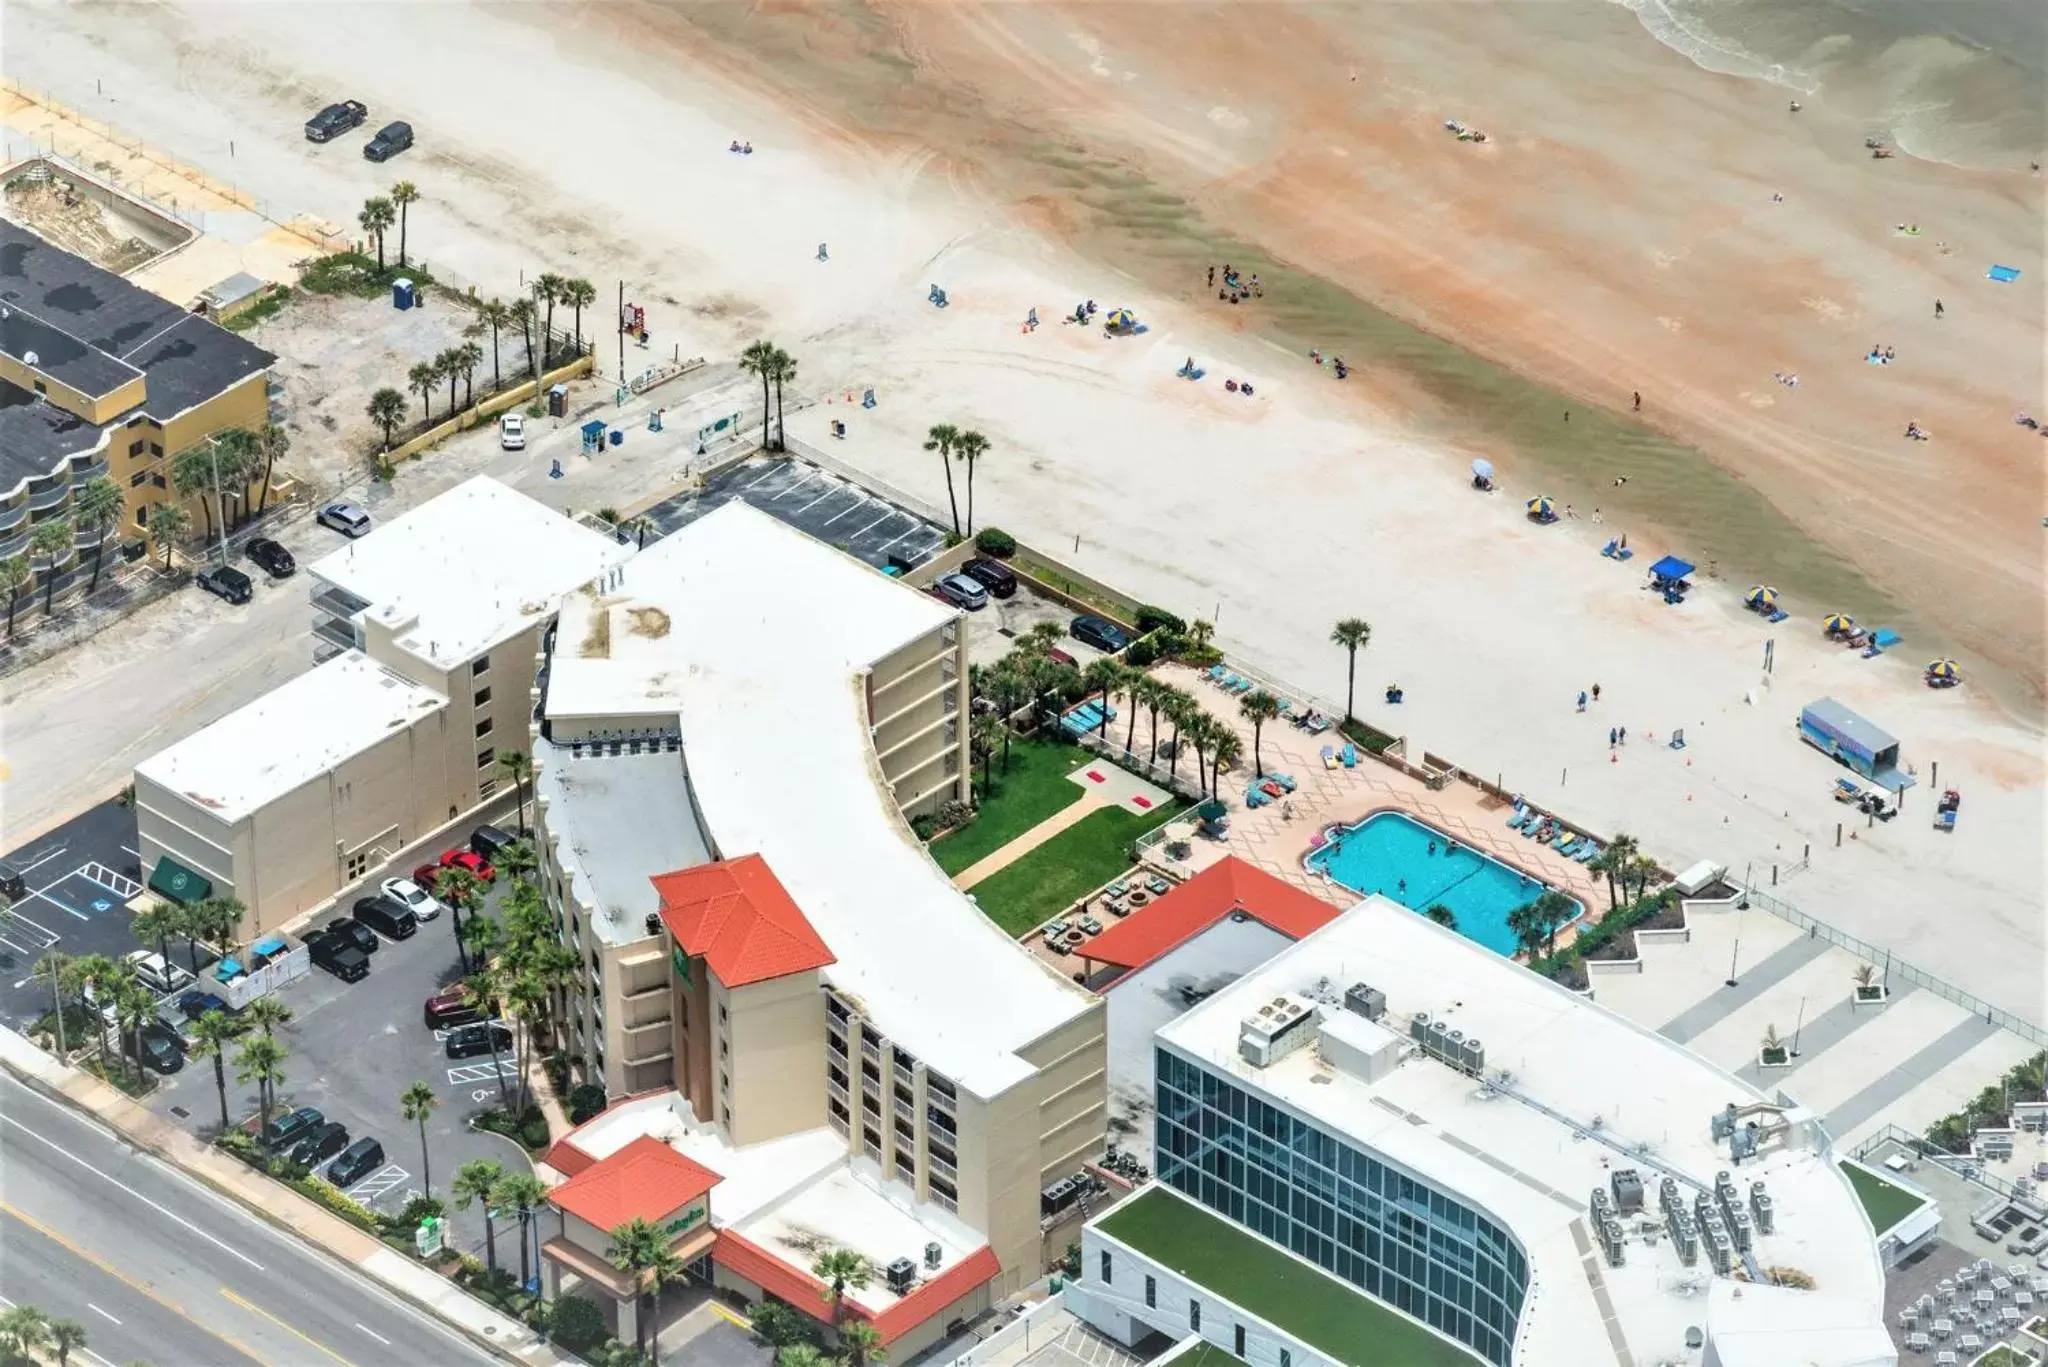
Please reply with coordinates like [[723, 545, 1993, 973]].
[[624, 0, 2046, 706]]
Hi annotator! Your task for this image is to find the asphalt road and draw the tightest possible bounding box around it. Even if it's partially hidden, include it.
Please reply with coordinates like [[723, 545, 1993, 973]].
[[0, 1070, 499, 1367]]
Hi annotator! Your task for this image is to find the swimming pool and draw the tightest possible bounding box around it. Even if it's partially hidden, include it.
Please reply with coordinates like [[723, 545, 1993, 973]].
[[1304, 811, 1582, 956]]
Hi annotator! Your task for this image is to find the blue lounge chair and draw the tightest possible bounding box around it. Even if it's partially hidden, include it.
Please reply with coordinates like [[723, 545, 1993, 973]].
[[1552, 829, 1577, 850], [1766, 608, 1789, 623], [1206, 665, 1227, 682], [1522, 821, 1548, 840], [1269, 773, 1297, 792], [1321, 745, 1339, 770], [1219, 672, 1241, 690], [1507, 807, 1534, 830], [1575, 842, 1601, 863], [1341, 744, 1358, 768], [1555, 836, 1581, 857], [1246, 786, 1271, 808]]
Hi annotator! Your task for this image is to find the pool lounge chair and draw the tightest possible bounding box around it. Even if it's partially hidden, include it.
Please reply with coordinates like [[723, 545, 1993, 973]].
[[1341, 744, 1359, 768], [1305, 715, 1333, 734], [1219, 673, 1242, 690], [1269, 773, 1297, 792], [1206, 665, 1227, 682], [1554, 836, 1581, 857], [1506, 807, 1531, 829], [1766, 608, 1790, 623], [1575, 842, 1602, 863], [1321, 744, 1340, 770], [1246, 786, 1272, 808]]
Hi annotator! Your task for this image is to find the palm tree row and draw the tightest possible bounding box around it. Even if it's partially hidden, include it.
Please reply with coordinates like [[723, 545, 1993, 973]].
[[740, 341, 799, 451], [0, 1303, 89, 1365], [923, 423, 993, 537], [0, 467, 180, 632], [167, 425, 288, 544]]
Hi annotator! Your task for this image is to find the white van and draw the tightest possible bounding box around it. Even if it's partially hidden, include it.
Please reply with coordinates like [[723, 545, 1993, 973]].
[[499, 413, 526, 450]]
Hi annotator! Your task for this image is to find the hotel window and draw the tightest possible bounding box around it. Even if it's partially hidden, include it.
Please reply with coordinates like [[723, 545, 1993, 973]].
[[152, 472, 166, 487], [130, 470, 149, 487], [477, 749, 495, 770], [479, 778, 497, 797], [718, 1004, 728, 1024], [1144, 1276, 1156, 1309], [1280, 1352, 1291, 1367], [129, 439, 145, 457], [32, 380, 46, 396], [133, 506, 146, 527], [474, 686, 492, 707], [149, 443, 163, 457], [1099, 1251, 1111, 1284], [475, 718, 493, 739], [473, 654, 490, 676]]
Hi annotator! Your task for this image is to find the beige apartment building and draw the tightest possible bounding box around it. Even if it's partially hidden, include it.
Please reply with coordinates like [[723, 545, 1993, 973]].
[[133, 478, 630, 934], [530, 499, 1106, 1297]]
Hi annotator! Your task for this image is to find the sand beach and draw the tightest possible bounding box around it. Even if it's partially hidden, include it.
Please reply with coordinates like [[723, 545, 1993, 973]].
[[3, 0, 2040, 1013]]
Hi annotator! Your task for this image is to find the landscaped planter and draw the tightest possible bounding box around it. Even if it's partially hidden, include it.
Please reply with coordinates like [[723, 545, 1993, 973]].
[[1852, 985, 1889, 1009], [1969, 1344, 2041, 1367], [2020, 1314, 2048, 1354], [1758, 1047, 1792, 1069]]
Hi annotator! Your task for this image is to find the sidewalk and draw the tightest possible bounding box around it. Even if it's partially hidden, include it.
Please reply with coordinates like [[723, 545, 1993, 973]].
[[0, 1026, 572, 1367], [951, 796, 1105, 890]]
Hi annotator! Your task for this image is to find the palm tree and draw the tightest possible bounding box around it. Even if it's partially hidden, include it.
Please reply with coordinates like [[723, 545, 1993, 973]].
[[358, 197, 396, 271], [813, 1248, 871, 1326], [72, 476, 124, 594], [253, 423, 290, 515], [32, 951, 76, 1058], [1601, 833, 1640, 906], [246, 994, 294, 1040], [1585, 843, 1623, 911], [1145, 682, 1182, 761], [0, 555, 31, 635], [509, 296, 537, 379], [437, 348, 463, 413], [535, 273, 568, 365], [1239, 689, 1281, 776], [1330, 618, 1372, 721], [408, 361, 437, 425], [400, 1081, 441, 1195], [0, 1306, 51, 1360], [112, 979, 155, 1071], [147, 500, 190, 573], [492, 1171, 549, 1289], [496, 749, 534, 834], [608, 1216, 686, 1362], [453, 1158, 509, 1273], [494, 839, 538, 885], [477, 298, 512, 390], [190, 895, 246, 972], [838, 1321, 885, 1367], [1424, 904, 1458, 930], [29, 518, 74, 615], [236, 1032, 287, 1141], [778, 1346, 825, 1367], [131, 902, 182, 976], [1508, 890, 1576, 960], [987, 667, 1028, 771], [954, 429, 990, 535], [1163, 691, 1198, 780], [171, 444, 221, 542], [459, 967, 515, 1108], [1189, 618, 1215, 650], [1506, 901, 1547, 960], [211, 428, 258, 527], [188, 1008, 242, 1132], [367, 387, 407, 449], [970, 712, 1004, 798], [457, 340, 485, 409], [561, 278, 597, 351], [1082, 657, 1123, 739], [437, 867, 484, 973], [767, 346, 796, 451], [46, 1316, 87, 1367], [389, 181, 420, 266], [923, 423, 962, 533], [1124, 674, 1152, 755], [740, 341, 776, 447], [1209, 730, 1242, 796]]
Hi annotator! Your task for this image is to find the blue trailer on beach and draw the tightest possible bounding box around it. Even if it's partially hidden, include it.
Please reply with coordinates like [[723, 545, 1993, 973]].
[[1799, 697, 1914, 790]]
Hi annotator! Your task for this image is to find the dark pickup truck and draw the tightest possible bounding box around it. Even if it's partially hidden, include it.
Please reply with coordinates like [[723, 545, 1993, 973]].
[[305, 100, 368, 143]]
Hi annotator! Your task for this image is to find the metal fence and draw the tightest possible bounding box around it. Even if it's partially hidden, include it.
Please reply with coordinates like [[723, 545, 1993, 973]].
[[1848, 1124, 2026, 1202]]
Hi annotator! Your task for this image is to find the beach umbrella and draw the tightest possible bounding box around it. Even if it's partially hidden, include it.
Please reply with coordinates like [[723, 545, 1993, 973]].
[[1105, 308, 1136, 329], [1526, 495, 1556, 519], [1926, 658, 1960, 680], [1471, 458, 1494, 480], [1745, 585, 1779, 608], [1823, 613, 1855, 635]]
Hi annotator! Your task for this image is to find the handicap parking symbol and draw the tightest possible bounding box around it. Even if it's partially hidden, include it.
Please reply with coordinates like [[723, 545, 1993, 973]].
[[91, 899, 111, 912]]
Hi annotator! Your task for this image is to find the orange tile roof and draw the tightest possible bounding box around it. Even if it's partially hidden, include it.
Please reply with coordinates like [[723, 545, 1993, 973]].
[[543, 1135, 598, 1178], [712, 1230, 1001, 1345], [1082, 855, 1342, 980], [652, 855, 836, 988], [546, 1135, 722, 1231]]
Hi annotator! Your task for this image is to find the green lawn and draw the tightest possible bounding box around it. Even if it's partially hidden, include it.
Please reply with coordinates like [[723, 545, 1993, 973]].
[[929, 738, 1094, 875], [1098, 1187, 1482, 1367], [963, 800, 1183, 937], [1838, 1159, 1927, 1234]]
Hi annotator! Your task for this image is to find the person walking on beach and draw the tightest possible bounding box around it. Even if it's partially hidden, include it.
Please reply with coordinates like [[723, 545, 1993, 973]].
[[1208, 265, 1215, 288], [1935, 298, 1944, 319], [1591, 683, 1601, 702], [1632, 390, 1641, 412], [1576, 690, 1588, 713], [1609, 727, 1618, 747], [1618, 726, 1627, 745]]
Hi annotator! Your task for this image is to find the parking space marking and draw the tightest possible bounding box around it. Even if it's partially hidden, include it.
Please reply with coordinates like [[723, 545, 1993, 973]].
[[78, 862, 142, 900], [7, 849, 65, 877], [446, 1061, 516, 1086], [875, 523, 925, 553], [20, 866, 96, 922], [343, 1165, 410, 1205], [768, 471, 818, 502], [851, 512, 894, 537], [735, 463, 781, 491], [821, 493, 872, 526], [795, 485, 848, 516]]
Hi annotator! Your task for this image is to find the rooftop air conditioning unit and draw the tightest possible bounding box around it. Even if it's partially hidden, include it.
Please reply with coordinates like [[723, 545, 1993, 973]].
[[645, 912, 662, 937], [1611, 1169, 1645, 1214], [1599, 1217, 1627, 1267], [1344, 983, 1386, 1021], [1659, 1177, 1682, 1215], [924, 1241, 943, 1270], [1459, 1036, 1485, 1076], [884, 1257, 916, 1295], [1239, 994, 1319, 1068], [1409, 1011, 1430, 1043], [1749, 1182, 1775, 1234]]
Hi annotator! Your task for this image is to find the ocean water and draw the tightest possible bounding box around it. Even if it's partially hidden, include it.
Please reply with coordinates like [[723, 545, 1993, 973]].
[[1622, 0, 2048, 168]]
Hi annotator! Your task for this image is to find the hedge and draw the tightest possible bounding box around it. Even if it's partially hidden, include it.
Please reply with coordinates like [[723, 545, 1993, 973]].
[[975, 527, 1017, 558]]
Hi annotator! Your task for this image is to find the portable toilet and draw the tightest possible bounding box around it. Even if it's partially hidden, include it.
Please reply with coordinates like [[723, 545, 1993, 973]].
[[391, 278, 415, 310], [547, 383, 568, 417]]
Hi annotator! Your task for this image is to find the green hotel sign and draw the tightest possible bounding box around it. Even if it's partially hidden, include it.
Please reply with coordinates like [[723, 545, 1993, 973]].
[[672, 948, 691, 983], [664, 1204, 705, 1238]]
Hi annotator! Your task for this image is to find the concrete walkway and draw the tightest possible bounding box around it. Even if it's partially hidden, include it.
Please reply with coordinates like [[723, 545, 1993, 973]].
[[1656, 935, 1831, 1043], [1824, 1015, 2005, 1138], [952, 797, 1106, 890]]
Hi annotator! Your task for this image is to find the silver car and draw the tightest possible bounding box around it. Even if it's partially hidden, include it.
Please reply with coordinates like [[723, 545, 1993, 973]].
[[318, 501, 372, 538], [935, 572, 989, 610]]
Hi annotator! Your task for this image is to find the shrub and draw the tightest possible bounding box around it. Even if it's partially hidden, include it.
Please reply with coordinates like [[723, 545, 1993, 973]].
[[910, 813, 938, 841], [567, 1083, 609, 1124], [547, 1295, 609, 1353], [935, 798, 974, 830], [519, 1115, 552, 1150], [1124, 638, 1158, 669], [974, 527, 1017, 558], [293, 1176, 382, 1233], [746, 1300, 816, 1349], [397, 1194, 445, 1228], [1135, 605, 1185, 635]]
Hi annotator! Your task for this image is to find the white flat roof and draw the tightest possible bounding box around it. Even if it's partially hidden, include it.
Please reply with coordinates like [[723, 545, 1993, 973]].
[[544, 500, 1095, 1095], [136, 652, 446, 822], [308, 476, 632, 670], [1156, 901, 1888, 1367], [534, 742, 712, 947]]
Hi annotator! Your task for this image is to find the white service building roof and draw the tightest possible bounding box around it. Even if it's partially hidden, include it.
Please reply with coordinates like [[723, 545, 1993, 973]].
[[1156, 901, 1889, 1367], [534, 742, 712, 947], [136, 653, 446, 822], [308, 476, 632, 670], [544, 500, 1095, 1096]]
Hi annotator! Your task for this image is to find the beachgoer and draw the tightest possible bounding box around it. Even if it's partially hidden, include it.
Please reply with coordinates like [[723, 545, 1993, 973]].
[[1427, 840, 1437, 856], [1771, 192, 1783, 202], [1934, 299, 1944, 319], [1282, 800, 1293, 822], [1576, 690, 1588, 712], [1608, 727, 1617, 746], [1618, 533, 1628, 551], [1565, 504, 1576, 519], [1591, 508, 1603, 524], [1592, 683, 1601, 702], [1789, 100, 1801, 113], [1564, 410, 1570, 423], [1618, 726, 1627, 744], [1397, 878, 1408, 894], [1632, 390, 1641, 411], [1208, 265, 1215, 287]]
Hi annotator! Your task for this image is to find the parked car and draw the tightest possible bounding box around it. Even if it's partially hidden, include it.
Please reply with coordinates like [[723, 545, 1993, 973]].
[[444, 1021, 513, 1060], [350, 896, 417, 941], [245, 537, 296, 578], [423, 990, 480, 1030], [124, 950, 196, 996], [262, 1106, 324, 1150], [178, 988, 231, 1020], [469, 824, 520, 862], [289, 1121, 351, 1170], [439, 847, 495, 883], [196, 566, 253, 605], [326, 1137, 386, 1189], [304, 99, 367, 142], [362, 121, 413, 162], [409, 861, 442, 892], [307, 930, 369, 982], [1070, 615, 1130, 653], [137, 1020, 186, 1074], [499, 414, 526, 450], [317, 501, 372, 538], [1046, 646, 1077, 668], [934, 573, 989, 610], [961, 557, 1017, 598], [326, 915, 380, 956], [380, 877, 443, 923]]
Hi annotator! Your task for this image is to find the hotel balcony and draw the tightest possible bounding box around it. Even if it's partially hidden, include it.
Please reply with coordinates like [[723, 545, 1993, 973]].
[[26, 478, 70, 512]]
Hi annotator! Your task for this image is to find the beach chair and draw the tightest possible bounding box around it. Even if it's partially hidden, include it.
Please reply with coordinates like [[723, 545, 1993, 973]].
[[1522, 820, 1549, 840], [1506, 808, 1530, 829], [1341, 744, 1358, 768], [1218, 672, 1240, 690], [1575, 842, 1601, 863], [1270, 773, 1297, 792], [1246, 786, 1271, 809], [1554, 835, 1580, 856], [1321, 745, 1339, 770], [1767, 608, 1790, 623], [1205, 665, 1227, 682], [1307, 715, 1333, 734]]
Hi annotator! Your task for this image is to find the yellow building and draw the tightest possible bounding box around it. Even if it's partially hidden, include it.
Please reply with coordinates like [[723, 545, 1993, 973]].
[[0, 219, 273, 610]]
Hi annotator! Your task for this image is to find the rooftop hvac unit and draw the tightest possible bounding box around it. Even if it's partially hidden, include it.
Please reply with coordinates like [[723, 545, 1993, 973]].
[[1660, 1177, 1682, 1215], [645, 912, 662, 937], [1706, 1230, 1734, 1274], [884, 1257, 917, 1295], [1410, 1011, 1430, 1043], [1611, 1168, 1645, 1214], [1729, 1210, 1754, 1253], [1344, 983, 1386, 1021], [1041, 1178, 1079, 1216], [1459, 1036, 1485, 1076], [925, 1241, 943, 1270], [1591, 1188, 1613, 1218], [1429, 1020, 1452, 1051], [1599, 1218, 1627, 1267], [1668, 1211, 1698, 1266], [1749, 1182, 1775, 1235], [1239, 994, 1320, 1068]]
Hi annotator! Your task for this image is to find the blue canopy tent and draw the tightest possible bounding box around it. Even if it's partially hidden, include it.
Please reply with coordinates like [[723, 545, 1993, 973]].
[[1648, 555, 1694, 585]]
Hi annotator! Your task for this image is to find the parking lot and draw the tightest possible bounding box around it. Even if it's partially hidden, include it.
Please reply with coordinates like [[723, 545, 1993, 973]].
[[640, 455, 950, 572], [143, 836, 531, 1260], [0, 797, 151, 1031]]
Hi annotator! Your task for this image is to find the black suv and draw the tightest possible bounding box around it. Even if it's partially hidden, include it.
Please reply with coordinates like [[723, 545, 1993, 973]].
[[289, 1121, 350, 1169], [327, 1138, 385, 1189], [363, 121, 413, 162], [470, 825, 520, 862], [445, 1021, 513, 1060], [138, 1020, 186, 1074], [245, 537, 295, 578], [351, 896, 417, 941], [961, 558, 1017, 599], [308, 930, 369, 982], [326, 916, 379, 956], [262, 1106, 324, 1150], [196, 566, 253, 605], [1070, 615, 1131, 653]]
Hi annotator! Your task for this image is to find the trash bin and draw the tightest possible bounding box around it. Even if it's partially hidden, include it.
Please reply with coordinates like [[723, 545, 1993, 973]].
[[608, 429, 623, 448], [391, 278, 415, 310]]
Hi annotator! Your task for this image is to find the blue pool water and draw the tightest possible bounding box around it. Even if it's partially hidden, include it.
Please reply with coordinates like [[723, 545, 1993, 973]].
[[1305, 811, 1582, 956]]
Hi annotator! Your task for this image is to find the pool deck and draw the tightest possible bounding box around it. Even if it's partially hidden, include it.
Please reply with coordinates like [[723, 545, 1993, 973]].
[[1140, 664, 1610, 951]]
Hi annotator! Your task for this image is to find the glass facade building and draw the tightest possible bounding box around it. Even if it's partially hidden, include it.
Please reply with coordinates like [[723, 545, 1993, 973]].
[[1156, 1047, 1528, 1367]]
